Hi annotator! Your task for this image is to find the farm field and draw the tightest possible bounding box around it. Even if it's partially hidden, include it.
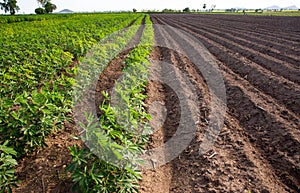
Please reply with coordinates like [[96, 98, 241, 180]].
[[0, 12, 299, 193], [138, 14, 300, 193], [0, 13, 154, 192]]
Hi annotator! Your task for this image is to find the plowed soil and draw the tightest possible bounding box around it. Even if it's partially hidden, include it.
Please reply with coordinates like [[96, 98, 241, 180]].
[[139, 14, 300, 193]]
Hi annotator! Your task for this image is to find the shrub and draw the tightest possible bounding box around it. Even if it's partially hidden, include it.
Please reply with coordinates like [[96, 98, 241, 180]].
[[183, 7, 190, 12]]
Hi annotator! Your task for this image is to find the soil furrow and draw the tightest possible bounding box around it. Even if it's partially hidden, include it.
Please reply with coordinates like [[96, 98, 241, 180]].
[[218, 58, 300, 136], [155, 15, 300, 136], [225, 84, 300, 191], [174, 18, 300, 68], [189, 15, 300, 42], [223, 114, 290, 193], [163, 17, 300, 85], [172, 15, 300, 49], [156, 16, 299, 191], [140, 19, 210, 193], [156, 16, 300, 116], [144, 14, 300, 193], [173, 15, 300, 53]]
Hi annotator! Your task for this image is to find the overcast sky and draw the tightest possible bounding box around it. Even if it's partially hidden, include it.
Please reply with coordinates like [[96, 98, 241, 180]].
[[8, 0, 300, 14]]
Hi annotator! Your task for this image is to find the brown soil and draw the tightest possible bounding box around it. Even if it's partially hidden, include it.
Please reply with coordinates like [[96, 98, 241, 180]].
[[12, 17, 145, 193], [13, 121, 82, 193], [138, 14, 300, 193]]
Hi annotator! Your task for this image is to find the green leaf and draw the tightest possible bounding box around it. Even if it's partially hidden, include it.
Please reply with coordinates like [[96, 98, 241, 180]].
[[0, 145, 17, 156]]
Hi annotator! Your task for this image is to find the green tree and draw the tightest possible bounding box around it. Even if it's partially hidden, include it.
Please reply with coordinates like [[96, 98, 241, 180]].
[[133, 8, 137, 13], [0, 0, 19, 15], [44, 1, 56, 13], [35, 7, 45, 14], [37, 0, 47, 6], [36, 0, 56, 14], [183, 7, 190, 12]]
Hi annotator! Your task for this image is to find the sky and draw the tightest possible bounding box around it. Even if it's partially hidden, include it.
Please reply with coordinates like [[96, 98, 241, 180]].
[[7, 0, 300, 14]]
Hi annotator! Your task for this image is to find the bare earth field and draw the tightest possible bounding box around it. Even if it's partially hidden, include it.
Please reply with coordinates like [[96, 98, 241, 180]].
[[139, 14, 300, 193]]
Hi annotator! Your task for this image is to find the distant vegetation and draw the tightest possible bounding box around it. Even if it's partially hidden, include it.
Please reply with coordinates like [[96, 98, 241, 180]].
[[183, 7, 190, 12], [146, 6, 300, 16], [0, 0, 57, 15], [35, 0, 57, 14], [0, 0, 19, 15]]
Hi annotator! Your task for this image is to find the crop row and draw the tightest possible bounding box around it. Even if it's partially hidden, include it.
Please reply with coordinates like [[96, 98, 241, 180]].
[[0, 13, 143, 192], [67, 15, 154, 192], [0, 13, 135, 24]]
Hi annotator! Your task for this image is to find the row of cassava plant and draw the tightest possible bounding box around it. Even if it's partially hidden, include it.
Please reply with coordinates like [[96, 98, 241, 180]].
[[67, 15, 154, 193]]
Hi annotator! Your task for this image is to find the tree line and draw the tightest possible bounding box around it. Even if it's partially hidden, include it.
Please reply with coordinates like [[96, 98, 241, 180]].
[[163, 4, 216, 13], [0, 0, 57, 15]]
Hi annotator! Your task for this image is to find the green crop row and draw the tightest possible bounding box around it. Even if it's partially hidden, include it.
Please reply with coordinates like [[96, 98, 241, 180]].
[[1, 13, 142, 154], [67, 15, 154, 193], [0, 13, 139, 24], [73, 16, 145, 102], [0, 14, 64, 23], [0, 13, 144, 192]]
